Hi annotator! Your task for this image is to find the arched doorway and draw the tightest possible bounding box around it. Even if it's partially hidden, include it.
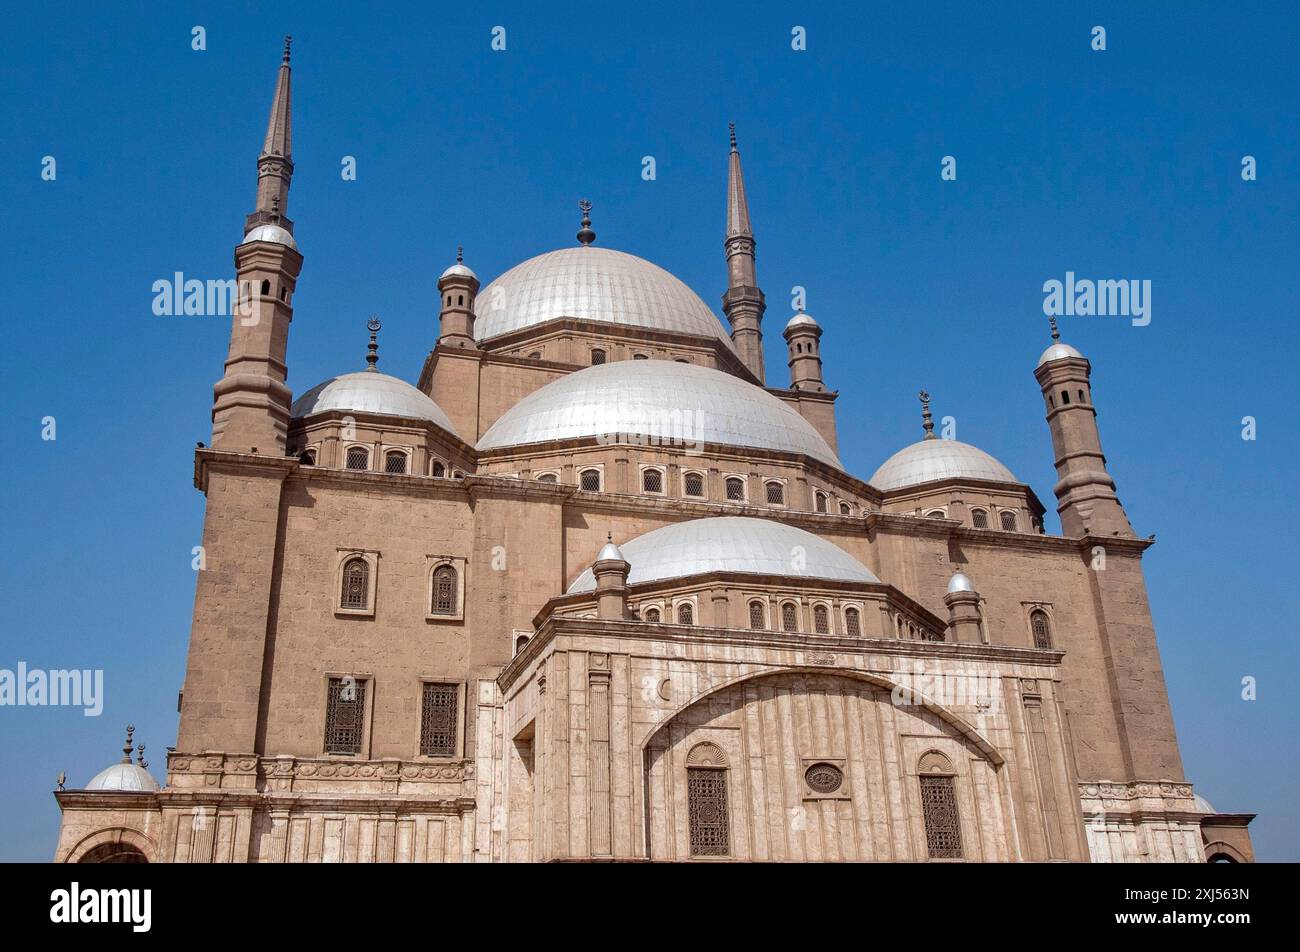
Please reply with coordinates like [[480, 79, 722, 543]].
[[78, 842, 148, 863]]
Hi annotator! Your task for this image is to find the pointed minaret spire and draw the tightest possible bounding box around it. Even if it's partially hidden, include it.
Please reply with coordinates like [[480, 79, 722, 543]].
[[722, 124, 766, 383], [249, 36, 295, 233], [919, 390, 936, 440], [365, 317, 382, 370]]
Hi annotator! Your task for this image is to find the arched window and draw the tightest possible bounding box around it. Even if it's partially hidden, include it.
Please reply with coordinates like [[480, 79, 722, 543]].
[[766, 481, 785, 506], [844, 607, 862, 636], [895, 616, 904, 639], [642, 469, 664, 494], [781, 602, 798, 632], [748, 600, 766, 630], [452, 470, 466, 479], [340, 557, 369, 610], [1030, 609, 1052, 649], [579, 468, 601, 492], [815, 491, 827, 513], [725, 477, 745, 502], [643, 607, 661, 623], [527, 351, 542, 359], [918, 752, 963, 859], [1000, 510, 1017, 532], [686, 743, 730, 857], [536, 472, 558, 483], [430, 565, 457, 615], [813, 603, 830, 634], [384, 450, 408, 474], [1061, 390, 1071, 405], [839, 502, 852, 516], [633, 353, 648, 360], [431, 460, 446, 477], [299, 449, 316, 466], [683, 471, 705, 497], [971, 508, 989, 528], [515, 634, 530, 655], [345, 446, 369, 471], [591, 348, 606, 365], [925, 509, 946, 519], [260, 279, 270, 296], [457, 294, 464, 306], [676, 602, 694, 625]]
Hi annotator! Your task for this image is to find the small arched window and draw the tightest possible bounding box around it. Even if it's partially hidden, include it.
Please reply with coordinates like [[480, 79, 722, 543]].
[[781, 602, 798, 632], [536, 472, 558, 483], [1078, 389, 1086, 403], [844, 607, 862, 636], [971, 508, 988, 528], [384, 450, 408, 474], [813, 604, 830, 634], [515, 634, 530, 655], [925, 509, 946, 519], [633, 353, 648, 360], [431, 565, 457, 615], [684, 472, 705, 497], [839, 502, 852, 516], [527, 351, 542, 359], [815, 491, 827, 513], [644, 607, 661, 624], [280, 287, 288, 302], [765, 481, 785, 506], [1000, 510, 1017, 532], [642, 469, 663, 494], [748, 600, 766, 630], [260, 279, 271, 296], [896, 617, 904, 639], [452, 470, 466, 479], [340, 557, 369, 610], [676, 602, 694, 625], [1030, 609, 1052, 649], [457, 294, 464, 306], [725, 477, 745, 502], [299, 449, 316, 466], [1061, 390, 1071, 405], [346, 446, 369, 471], [579, 468, 601, 492], [431, 460, 446, 477], [591, 349, 606, 365]]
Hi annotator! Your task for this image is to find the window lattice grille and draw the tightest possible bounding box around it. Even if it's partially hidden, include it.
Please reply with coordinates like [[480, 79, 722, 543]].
[[591, 349, 606, 365], [815, 492, 827, 513], [748, 601, 766, 630], [431, 461, 446, 477], [845, 608, 862, 636], [384, 451, 407, 474], [1000, 511, 1017, 531], [431, 566, 457, 615], [580, 469, 601, 492], [340, 558, 369, 610], [1031, 610, 1052, 649], [725, 478, 745, 501], [536, 472, 558, 483], [643, 469, 663, 493], [324, 677, 366, 755], [781, 602, 798, 632], [644, 607, 661, 623], [676, 603, 693, 625], [971, 509, 988, 528], [684, 472, 704, 497], [920, 774, 964, 859], [419, 682, 459, 757], [813, 604, 830, 634], [839, 502, 851, 516], [346, 447, 369, 470], [687, 767, 730, 856], [766, 482, 785, 505]]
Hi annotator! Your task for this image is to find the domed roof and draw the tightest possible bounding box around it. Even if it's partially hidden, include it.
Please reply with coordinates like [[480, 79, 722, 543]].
[[1037, 341, 1085, 367], [567, 517, 879, 593], [785, 312, 820, 330], [870, 438, 1017, 491], [1192, 793, 1217, 814], [440, 262, 477, 281], [85, 762, 160, 792], [473, 246, 735, 349], [947, 571, 976, 594], [240, 223, 298, 250], [291, 371, 460, 436], [477, 360, 842, 467]]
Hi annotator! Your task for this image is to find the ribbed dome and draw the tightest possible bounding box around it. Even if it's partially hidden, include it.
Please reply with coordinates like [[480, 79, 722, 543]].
[[477, 360, 842, 467], [568, 517, 879, 593], [85, 763, 160, 792], [292, 372, 460, 436], [474, 246, 735, 349], [870, 438, 1017, 491]]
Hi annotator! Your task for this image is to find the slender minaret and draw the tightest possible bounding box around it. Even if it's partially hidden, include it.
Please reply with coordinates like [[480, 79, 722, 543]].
[[721, 124, 766, 382], [437, 246, 481, 348], [211, 37, 304, 454], [783, 308, 825, 391], [1034, 318, 1134, 537]]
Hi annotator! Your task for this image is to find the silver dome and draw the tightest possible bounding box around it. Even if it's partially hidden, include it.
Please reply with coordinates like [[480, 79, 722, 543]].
[[440, 262, 477, 281], [477, 360, 842, 467], [474, 246, 735, 349], [291, 371, 460, 436], [85, 762, 160, 792], [1192, 793, 1217, 814], [1037, 341, 1085, 367], [871, 438, 1017, 491], [946, 571, 976, 594], [596, 539, 626, 562], [785, 312, 819, 330], [568, 516, 880, 593], [240, 223, 298, 250]]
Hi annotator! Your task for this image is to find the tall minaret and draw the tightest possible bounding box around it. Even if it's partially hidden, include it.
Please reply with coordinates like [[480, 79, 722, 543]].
[[211, 37, 304, 454], [1034, 318, 1134, 538], [721, 124, 766, 382]]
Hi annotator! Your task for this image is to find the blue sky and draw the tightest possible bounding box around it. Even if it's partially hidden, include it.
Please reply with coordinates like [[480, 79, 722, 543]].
[[1, 2, 1295, 861]]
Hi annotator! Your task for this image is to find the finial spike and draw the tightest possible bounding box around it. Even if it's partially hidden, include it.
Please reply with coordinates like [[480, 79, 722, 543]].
[[121, 725, 135, 764], [456, 245, 464, 264], [919, 390, 936, 440], [283, 35, 293, 65], [365, 316, 382, 370], [1048, 315, 1060, 342], [729, 122, 737, 152], [577, 199, 596, 245], [607, 532, 613, 543]]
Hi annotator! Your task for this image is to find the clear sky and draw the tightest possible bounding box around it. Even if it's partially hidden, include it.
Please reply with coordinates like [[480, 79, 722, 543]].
[[1, 2, 1295, 861]]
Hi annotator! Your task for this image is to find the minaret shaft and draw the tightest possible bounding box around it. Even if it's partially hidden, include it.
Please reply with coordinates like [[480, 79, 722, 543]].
[[722, 125, 765, 382]]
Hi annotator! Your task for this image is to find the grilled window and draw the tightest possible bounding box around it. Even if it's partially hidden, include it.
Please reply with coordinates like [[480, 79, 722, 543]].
[[536, 472, 558, 483], [643, 469, 663, 493], [725, 477, 745, 501], [971, 508, 988, 528], [345, 446, 369, 470], [419, 682, 459, 757], [1031, 609, 1052, 649], [431, 565, 457, 615], [299, 449, 316, 466], [844, 607, 862, 636], [765, 481, 785, 505], [684, 472, 705, 497], [579, 469, 601, 492], [340, 557, 369, 610], [644, 607, 661, 623], [781, 602, 798, 632], [748, 600, 766, 630], [839, 502, 852, 516], [813, 604, 830, 634], [1000, 510, 1017, 531], [431, 460, 446, 477], [384, 450, 408, 474], [687, 767, 730, 856], [591, 349, 606, 365], [324, 677, 366, 755], [920, 774, 964, 859], [676, 602, 694, 625], [815, 492, 827, 513]]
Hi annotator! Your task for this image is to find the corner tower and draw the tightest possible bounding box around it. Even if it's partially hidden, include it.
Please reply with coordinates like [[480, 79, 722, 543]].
[[783, 309, 825, 391], [721, 124, 766, 383], [211, 36, 304, 454], [438, 247, 480, 348]]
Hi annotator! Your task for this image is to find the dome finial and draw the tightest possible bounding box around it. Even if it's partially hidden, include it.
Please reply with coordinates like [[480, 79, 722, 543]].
[[729, 122, 737, 152], [577, 199, 596, 245], [121, 724, 135, 764], [919, 390, 936, 440], [365, 316, 382, 371], [456, 245, 464, 264], [136, 744, 148, 769], [1048, 314, 1060, 342], [283, 34, 293, 65]]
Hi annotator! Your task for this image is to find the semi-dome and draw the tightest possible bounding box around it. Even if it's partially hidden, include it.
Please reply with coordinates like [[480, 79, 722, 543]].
[[473, 246, 735, 350], [291, 371, 460, 436], [568, 516, 879, 593], [477, 360, 842, 467], [85, 762, 160, 792], [870, 438, 1017, 491], [1037, 341, 1084, 367], [240, 223, 298, 250]]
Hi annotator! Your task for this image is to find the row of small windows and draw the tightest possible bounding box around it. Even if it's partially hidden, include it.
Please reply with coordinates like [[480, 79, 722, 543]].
[[895, 615, 945, 642], [255, 279, 291, 303], [340, 556, 459, 616], [567, 467, 856, 515], [298, 446, 465, 479], [324, 676, 460, 758], [747, 600, 861, 636], [1047, 388, 1089, 409], [591, 348, 693, 366], [929, 507, 1020, 532]]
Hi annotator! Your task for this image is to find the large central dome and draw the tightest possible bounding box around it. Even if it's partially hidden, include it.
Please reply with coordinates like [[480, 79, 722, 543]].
[[473, 246, 736, 349], [477, 360, 843, 467]]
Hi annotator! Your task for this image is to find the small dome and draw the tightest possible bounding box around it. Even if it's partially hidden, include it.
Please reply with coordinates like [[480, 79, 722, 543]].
[[947, 571, 976, 594], [85, 763, 160, 792], [871, 438, 1018, 491], [440, 262, 477, 281], [596, 539, 625, 563], [1037, 341, 1084, 367], [568, 517, 879, 593], [240, 223, 298, 250], [291, 371, 460, 436], [785, 312, 820, 330], [1192, 793, 1217, 815]]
